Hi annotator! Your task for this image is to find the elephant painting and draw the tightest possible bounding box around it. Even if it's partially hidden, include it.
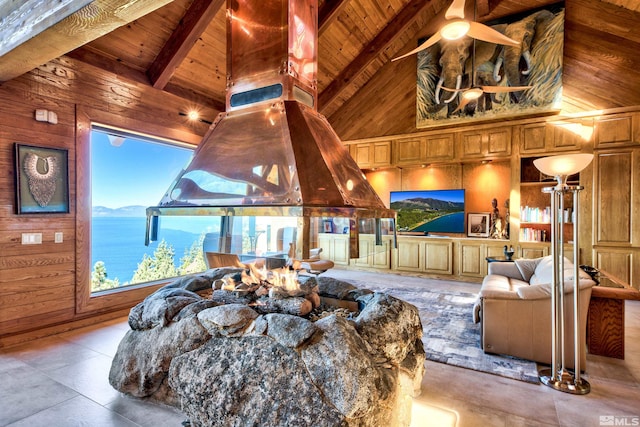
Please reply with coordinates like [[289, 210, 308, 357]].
[[416, 6, 564, 128], [494, 9, 555, 102]]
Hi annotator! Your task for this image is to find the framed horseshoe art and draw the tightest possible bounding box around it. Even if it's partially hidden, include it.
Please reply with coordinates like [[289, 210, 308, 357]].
[[14, 143, 69, 214]]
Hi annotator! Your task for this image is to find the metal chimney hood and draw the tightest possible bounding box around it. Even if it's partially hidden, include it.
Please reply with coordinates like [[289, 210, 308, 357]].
[[146, 0, 396, 259]]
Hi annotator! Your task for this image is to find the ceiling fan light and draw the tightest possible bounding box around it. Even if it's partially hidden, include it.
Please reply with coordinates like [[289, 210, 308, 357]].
[[462, 88, 483, 100], [440, 20, 470, 40]]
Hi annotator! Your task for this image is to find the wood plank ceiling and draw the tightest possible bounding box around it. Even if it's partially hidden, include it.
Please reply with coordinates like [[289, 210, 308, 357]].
[[1, 0, 639, 139]]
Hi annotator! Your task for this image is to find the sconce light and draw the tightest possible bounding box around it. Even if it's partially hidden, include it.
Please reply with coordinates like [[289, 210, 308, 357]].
[[179, 111, 213, 125]]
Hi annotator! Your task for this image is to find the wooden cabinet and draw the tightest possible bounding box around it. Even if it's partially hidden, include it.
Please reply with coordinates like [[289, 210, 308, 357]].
[[594, 113, 638, 148], [519, 243, 548, 259], [318, 234, 349, 265], [518, 119, 587, 155], [459, 241, 508, 278], [394, 238, 453, 275], [395, 134, 455, 166], [353, 235, 391, 269], [395, 239, 422, 271], [349, 141, 391, 169], [424, 241, 453, 274], [459, 127, 511, 159]]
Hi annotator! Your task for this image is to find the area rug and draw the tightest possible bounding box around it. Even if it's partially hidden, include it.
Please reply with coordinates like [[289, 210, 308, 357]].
[[353, 281, 540, 384]]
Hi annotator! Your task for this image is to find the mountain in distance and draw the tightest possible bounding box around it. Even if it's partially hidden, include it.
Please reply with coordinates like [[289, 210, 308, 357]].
[[92, 205, 148, 217], [390, 197, 464, 212]]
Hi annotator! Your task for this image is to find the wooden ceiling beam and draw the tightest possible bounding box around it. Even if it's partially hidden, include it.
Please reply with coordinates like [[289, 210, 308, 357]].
[[318, 0, 350, 37], [318, 0, 444, 112], [147, 0, 225, 90], [0, 0, 93, 57], [0, 0, 174, 82], [67, 47, 226, 112]]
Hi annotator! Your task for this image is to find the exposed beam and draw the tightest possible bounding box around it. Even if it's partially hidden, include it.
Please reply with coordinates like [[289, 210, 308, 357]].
[[0, 0, 174, 82], [476, 0, 491, 17], [147, 0, 225, 90], [318, 0, 349, 37], [0, 0, 93, 57], [318, 0, 442, 112], [67, 47, 226, 112]]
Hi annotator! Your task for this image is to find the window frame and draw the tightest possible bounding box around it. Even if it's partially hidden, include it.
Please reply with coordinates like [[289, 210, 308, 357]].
[[75, 106, 201, 314]]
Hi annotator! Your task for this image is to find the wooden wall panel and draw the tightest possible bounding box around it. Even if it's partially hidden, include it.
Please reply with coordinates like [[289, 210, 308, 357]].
[[595, 151, 632, 244], [0, 55, 205, 344]]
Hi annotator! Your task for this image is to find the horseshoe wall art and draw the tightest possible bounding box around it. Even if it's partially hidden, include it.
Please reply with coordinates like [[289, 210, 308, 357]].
[[14, 144, 69, 214]]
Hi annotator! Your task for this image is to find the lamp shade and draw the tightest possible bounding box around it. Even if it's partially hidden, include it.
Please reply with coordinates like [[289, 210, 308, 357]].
[[533, 153, 594, 177]]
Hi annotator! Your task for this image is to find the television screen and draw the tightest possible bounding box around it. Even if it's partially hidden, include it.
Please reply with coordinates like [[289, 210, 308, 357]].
[[390, 189, 465, 234]]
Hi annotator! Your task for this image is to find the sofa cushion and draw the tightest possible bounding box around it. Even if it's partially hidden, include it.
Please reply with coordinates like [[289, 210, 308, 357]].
[[513, 258, 539, 282], [529, 255, 555, 285], [517, 283, 551, 300], [480, 275, 529, 299]]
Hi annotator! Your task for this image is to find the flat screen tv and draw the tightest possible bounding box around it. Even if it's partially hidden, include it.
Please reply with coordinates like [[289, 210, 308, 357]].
[[390, 189, 465, 234]]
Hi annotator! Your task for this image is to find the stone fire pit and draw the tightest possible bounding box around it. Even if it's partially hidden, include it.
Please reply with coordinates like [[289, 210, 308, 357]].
[[109, 267, 425, 426]]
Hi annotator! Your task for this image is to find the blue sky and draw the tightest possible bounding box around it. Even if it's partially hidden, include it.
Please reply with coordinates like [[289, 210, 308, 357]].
[[390, 189, 465, 204], [91, 131, 193, 208]]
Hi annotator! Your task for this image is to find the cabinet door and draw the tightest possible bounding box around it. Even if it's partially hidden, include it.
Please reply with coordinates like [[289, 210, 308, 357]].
[[520, 244, 548, 259], [520, 123, 547, 154], [595, 151, 633, 245], [486, 128, 512, 157], [395, 138, 424, 165], [459, 128, 511, 159], [424, 241, 453, 274], [350, 143, 372, 169], [353, 238, 372, 267], [372, 240, 391, 268], [425, 134, 455, 162], [371, 141, 392, 167], [459, 242, 484, 278], [459, 131, 484, 158], [594, 249, 633, 288], [595, 113, 636, 148], [396, 240, 422, 271], [332, 236, 350, 265], [546, 119, 585, 151]]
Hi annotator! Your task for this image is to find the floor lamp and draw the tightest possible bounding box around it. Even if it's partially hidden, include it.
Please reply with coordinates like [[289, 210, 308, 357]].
[[533, 153, 593, 395]]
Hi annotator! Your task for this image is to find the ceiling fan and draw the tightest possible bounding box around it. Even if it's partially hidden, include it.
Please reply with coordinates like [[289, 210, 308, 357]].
[[392, 0, 520, 62]]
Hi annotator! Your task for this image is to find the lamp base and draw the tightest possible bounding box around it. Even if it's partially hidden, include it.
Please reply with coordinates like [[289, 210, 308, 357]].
[[539, 368, 591, 395]]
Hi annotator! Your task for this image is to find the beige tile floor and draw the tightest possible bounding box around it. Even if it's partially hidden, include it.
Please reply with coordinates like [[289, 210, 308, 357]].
[[1, 268, 639, 427]]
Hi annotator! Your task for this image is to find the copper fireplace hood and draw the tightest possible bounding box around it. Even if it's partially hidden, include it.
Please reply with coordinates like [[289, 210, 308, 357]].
[[146, 0, 396, 259]]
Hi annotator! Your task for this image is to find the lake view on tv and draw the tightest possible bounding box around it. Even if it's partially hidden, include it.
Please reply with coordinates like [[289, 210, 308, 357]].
[[390, 189, 465, 234]]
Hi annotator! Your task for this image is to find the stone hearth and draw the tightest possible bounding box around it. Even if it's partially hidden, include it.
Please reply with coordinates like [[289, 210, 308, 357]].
[[109, 268, 425, 427]]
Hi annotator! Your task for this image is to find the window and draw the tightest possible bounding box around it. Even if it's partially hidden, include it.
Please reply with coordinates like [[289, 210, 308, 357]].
[[89, 127, 217, 293]]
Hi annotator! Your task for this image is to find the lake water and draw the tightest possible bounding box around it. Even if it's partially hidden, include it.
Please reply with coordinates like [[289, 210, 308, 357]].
[[410, 211, 465, 234], [91, 217, 214, 283]]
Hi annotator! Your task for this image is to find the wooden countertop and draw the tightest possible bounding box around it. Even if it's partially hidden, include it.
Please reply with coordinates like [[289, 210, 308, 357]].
[[591, 286, 640, 301]]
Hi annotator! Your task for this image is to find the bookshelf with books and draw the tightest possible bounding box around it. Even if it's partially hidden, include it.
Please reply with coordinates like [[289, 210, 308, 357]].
[[519, 157, 578, 243]]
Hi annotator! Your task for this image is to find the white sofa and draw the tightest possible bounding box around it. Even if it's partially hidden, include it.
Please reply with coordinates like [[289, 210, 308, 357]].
[[473, 255, 595, 368]]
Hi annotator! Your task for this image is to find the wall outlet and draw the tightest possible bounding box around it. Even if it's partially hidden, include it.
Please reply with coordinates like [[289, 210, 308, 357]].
[[21, 233, 42, 244], [54, 232, 63, 243]]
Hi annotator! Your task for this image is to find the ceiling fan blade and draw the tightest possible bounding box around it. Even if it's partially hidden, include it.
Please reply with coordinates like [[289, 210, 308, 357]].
[[452, 96, 472, 114], [391, 32, 442, 61], [467, 22, 519, 47], [445, 0, 466, 20], [481, 85, 532, 93]]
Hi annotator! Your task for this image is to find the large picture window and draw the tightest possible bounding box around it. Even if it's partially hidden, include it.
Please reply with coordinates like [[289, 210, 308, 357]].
[[89, 127, 215, 293]]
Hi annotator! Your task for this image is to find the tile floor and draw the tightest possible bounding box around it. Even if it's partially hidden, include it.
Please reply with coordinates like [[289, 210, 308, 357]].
[[1, 268, 639, 427]]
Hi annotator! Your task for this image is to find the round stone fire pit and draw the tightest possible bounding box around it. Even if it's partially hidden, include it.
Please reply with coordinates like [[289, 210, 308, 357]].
[[109, 267, 425, 427]]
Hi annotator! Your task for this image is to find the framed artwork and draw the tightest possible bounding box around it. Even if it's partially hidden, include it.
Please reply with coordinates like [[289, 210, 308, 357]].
[[416, 4, 565, 128], [468, 213, 490, 238], [323, 219, 333, 233], [15, 143, 69, 214]]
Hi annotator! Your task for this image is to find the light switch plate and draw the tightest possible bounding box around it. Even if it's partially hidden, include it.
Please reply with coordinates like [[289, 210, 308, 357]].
[[54, 232, 63, 243], [21, 233, 42, 244]]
